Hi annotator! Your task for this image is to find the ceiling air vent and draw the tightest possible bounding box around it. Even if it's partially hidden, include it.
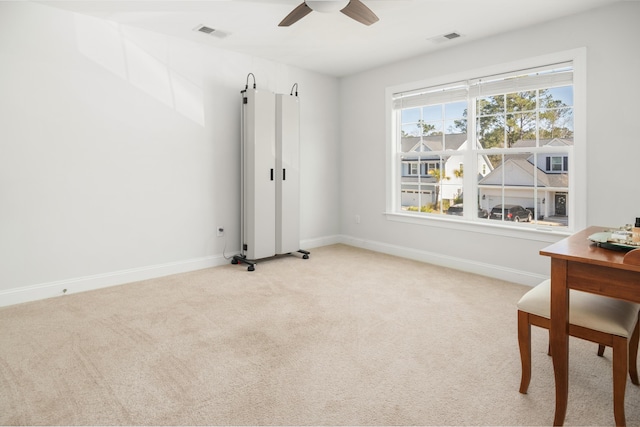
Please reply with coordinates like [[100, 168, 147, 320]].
[[197, 26, 215, 34], [192, 25, 229, 39], [427, 31, 462, 44]]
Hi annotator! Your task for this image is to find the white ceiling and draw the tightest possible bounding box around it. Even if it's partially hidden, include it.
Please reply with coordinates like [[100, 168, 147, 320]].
[[38, 0, 626, 77]]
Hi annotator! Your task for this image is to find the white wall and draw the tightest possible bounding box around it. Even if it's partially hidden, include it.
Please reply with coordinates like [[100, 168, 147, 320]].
[[0, 2, 340, 304], [339, 2, 640, 284], [2, 1, 638, 307]]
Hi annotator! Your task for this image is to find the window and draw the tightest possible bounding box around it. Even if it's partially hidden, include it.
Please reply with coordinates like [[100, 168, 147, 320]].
[[387, 51, 586, 234], [548, 156, 567, 172]]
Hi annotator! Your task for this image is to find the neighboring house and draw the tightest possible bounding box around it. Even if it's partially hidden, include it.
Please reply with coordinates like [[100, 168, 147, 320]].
[[400, 134, 493, 208], [478, 138, 572, 219]]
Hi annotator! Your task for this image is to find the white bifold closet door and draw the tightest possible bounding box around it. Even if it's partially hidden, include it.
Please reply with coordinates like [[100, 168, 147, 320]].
[[276, 93, 300, 255], [242, 88, 276, 260], [241, 89, 300, 260]]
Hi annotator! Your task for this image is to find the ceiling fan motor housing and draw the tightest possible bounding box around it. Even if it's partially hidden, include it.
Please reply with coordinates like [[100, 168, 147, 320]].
[[279, 0, 378, 27], [306, 1, 350, 13]]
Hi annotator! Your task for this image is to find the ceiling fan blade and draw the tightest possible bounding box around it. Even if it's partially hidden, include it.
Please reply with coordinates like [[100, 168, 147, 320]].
[[341, 0, 379, 25], [278, 2, 313, 27]]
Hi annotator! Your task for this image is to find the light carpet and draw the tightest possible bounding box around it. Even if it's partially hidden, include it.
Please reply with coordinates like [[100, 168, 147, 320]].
[[1, 244, 639, 425]]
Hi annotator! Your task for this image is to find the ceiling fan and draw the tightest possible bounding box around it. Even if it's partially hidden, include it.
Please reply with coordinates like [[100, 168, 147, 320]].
[[278, 0, 379, 27]]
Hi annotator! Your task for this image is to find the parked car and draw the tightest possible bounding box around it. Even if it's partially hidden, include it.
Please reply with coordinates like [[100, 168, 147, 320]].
[[489, 204, 533, 222], [446, 204, 489, 218]]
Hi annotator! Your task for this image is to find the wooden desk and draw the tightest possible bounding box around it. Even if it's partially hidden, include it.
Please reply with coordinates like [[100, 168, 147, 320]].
[[540, 226, 640, 426]]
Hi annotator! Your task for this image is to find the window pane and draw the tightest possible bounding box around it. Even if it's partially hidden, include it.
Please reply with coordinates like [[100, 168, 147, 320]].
[[401, 136, 421, 153], [478, 152, 539, 225], [550, 192, 569, 227], [506, 91, 536, 112], [477, 95, 504, 114], [481, 150, 569, 228], [444, 133, 466, 151], [478, 153, 503, 219], [477, 119, 505, 149], [428, 156, 448, 215], [445, 100, 467, 137], [446, 118, 466, 134], [401, 123, 421, 137], [401, 107, 420, 123], [400, 154, 431, 212], [422, 105, 442, 121], [540, 107, 573, 139], [418, 120, 443, 136], [441, 154, 464, 215], [401, 100, 465, 151], [401, 159, 430, 212], [506, 112, 537, 146], [544, 86, 573, 107], [445, 101, 467, 119]]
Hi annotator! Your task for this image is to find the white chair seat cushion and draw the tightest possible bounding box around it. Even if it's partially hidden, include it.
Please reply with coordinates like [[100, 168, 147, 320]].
[[517, 279, 640, 337]]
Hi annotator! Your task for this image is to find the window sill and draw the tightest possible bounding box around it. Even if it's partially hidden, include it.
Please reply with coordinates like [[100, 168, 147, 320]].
[[384, 211, 572, 243]]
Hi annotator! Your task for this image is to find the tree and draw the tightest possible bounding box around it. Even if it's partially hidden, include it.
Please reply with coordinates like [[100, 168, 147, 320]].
[[453, 116, 467, 133], [476, 89, 573, 149], [428, 167, 450, 211], [417, 120, 441, 136], [539, 93, 574, 139]]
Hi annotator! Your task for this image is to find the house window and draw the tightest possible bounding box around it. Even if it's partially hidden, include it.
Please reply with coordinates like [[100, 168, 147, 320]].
[[548, 156, 567, 172], [426, 162, 440, 174], [388, 52, 585, 233]]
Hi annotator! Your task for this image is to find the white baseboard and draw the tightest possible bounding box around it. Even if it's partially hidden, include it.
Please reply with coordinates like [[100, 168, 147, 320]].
[[301, 234, 342, 249], [0, 233, 542, 308], [338, 235, 546, 287], [0, 255, 231, 308], [0, 235, 341, 308]]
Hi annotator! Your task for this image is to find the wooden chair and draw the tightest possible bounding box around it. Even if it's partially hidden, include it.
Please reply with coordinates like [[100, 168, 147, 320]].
[[517, 279, 640, 426]]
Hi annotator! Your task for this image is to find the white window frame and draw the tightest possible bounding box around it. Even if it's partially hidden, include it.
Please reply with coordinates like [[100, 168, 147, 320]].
[[384, 48, 586, 241]]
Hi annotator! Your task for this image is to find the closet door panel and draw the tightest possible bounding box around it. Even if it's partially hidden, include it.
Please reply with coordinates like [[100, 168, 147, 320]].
[[243, 88, 276, 260], [275, 94, 300, 254]]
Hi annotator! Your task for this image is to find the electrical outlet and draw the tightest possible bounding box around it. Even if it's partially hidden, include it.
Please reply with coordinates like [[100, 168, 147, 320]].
[[355, 215, 361, 224], [217, 226, 224, 237]]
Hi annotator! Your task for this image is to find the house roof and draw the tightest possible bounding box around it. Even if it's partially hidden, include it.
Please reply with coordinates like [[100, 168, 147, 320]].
[[511, 138, 574, 148], [478, 138, 571, 187], [401, 134, 467, 154]]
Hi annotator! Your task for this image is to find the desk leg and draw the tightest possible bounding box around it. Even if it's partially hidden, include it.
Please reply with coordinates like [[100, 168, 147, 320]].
[[550, 258, 569, 426]]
